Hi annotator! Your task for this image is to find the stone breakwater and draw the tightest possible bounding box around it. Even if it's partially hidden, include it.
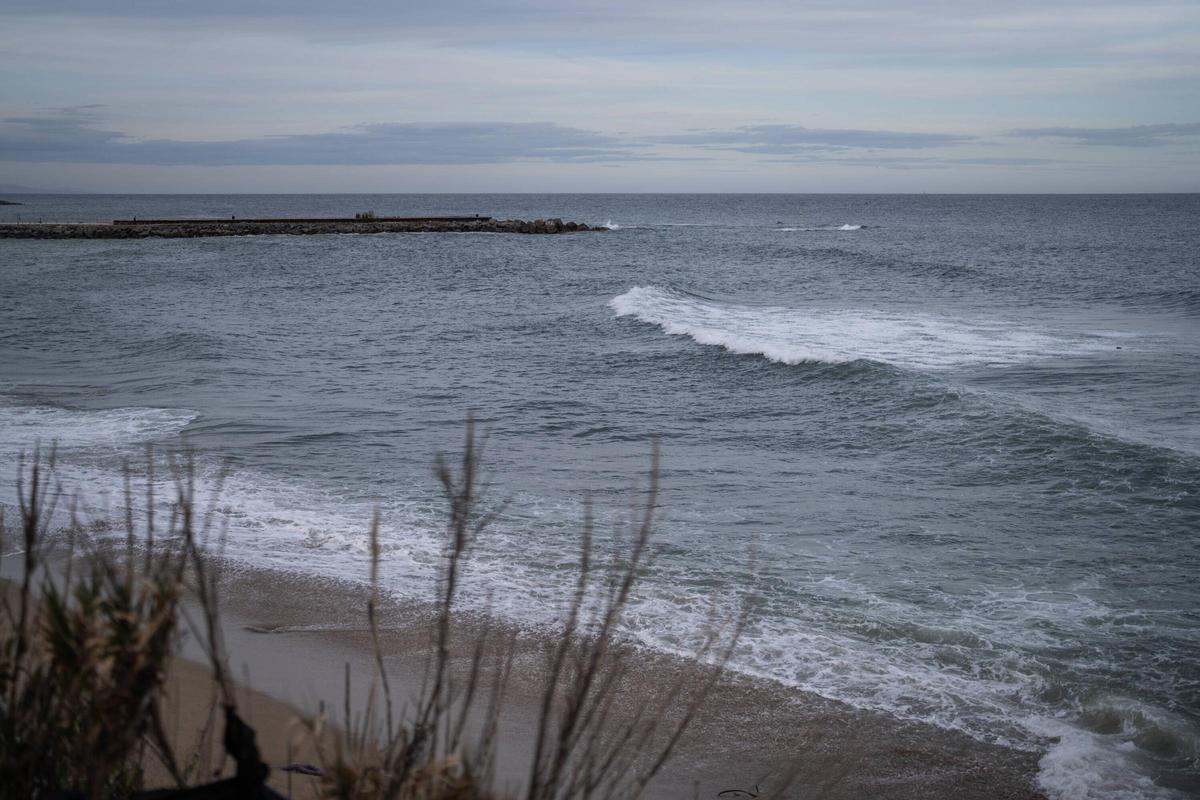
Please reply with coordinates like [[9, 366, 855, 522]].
[[0, 217, 603, 239]]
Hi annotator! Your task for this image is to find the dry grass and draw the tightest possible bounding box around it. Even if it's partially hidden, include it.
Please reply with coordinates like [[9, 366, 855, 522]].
[[0, 448, 193, 798], [1, 426, 774, 799], [302, 422, 749, 800]]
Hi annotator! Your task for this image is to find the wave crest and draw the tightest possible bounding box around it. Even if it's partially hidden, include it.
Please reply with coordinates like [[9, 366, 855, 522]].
[[609, 286, 1131, 371], [777, 223, 864, 231], [0, 400, 197, 455]]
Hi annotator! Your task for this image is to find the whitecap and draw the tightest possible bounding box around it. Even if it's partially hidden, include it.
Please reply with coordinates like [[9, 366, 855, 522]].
[[609, 285, 1131, 371], [0, 400, 197, 456], [776, 224, 864, 231]]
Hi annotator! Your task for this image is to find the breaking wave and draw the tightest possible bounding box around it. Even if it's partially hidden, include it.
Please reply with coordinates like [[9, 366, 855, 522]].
[[608, 285, 1131, 371], [0, 399, 197, 456], [777, 223, 864, 231]]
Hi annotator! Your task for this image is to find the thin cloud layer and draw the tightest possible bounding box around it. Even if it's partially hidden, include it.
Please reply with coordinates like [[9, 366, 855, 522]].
[[1, 109, 988, 166], [1010, 123, 1200, 147], [4, 0, 1197, 67], [764, 155, 1074, 168], [0, 111, 639, 165], [649, 125, 974, 154]]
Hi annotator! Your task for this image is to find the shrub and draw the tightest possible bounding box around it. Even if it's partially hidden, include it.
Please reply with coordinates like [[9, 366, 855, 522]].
[[302, 423, 745, 800], [0, 427, 759, 799], [0, 449, 192, 798]]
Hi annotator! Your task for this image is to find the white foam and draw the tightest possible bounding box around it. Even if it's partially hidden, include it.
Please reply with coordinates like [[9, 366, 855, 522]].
[[1033, 718, 1187, 800], [776, 224, 863, 231], [72, 456, 1037, 749], [609, 285, 1130, 371], [32, 450, 1187, 798], [602, 220, 620, 230], [0, 397, 1184, 798], [0, 401, 197, 456], [626, 573, 1190, 799]]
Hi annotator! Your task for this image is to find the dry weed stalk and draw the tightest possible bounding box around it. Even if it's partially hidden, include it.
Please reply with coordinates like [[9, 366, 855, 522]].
[[1, 449, 186, 797], [2, 425, 765, 800], [0, 447, 258, 799], [308, 422, 747, 800]]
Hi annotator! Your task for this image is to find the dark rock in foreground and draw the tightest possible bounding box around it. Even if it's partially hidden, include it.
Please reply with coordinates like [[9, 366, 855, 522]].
[[0, 199, 23, 205], [0, 217, 604, 239]]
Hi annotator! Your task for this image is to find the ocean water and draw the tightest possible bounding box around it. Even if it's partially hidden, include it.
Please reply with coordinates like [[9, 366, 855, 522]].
[[1, 193, 1198, 798]]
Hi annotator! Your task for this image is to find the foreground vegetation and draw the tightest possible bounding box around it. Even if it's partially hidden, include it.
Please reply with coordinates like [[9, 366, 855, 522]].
[[0, 428, 768, 799]]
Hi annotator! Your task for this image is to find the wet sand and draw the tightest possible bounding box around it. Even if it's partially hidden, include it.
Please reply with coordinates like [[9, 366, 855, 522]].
[[189, 562, 1047, 800], [1, 550, 1046, 799], [149, 656, 330, 797]]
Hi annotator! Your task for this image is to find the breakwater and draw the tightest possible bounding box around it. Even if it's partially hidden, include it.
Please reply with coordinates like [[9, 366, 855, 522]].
[[0, 216, 602, 239]]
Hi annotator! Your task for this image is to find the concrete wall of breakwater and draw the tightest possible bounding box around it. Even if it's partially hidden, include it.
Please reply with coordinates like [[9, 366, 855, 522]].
[[110, 215, 490, 225], [0, 217, 602, 239]]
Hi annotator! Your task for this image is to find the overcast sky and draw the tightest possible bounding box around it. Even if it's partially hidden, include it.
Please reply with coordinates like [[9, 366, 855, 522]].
[[1, 0, 1198, 192]]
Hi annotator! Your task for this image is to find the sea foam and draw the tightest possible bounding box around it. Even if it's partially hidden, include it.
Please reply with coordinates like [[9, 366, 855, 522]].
[[609, 285, 1129, 371], [776, 223, 864, 231], [0, 401, 197, 455], [0, 395, 1186, 800]]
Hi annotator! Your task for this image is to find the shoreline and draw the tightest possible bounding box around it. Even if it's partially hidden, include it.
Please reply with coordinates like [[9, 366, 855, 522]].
[[0, 217, 603, 238], [191, 560, 1047, 799], [0, 537, 1049, 798]]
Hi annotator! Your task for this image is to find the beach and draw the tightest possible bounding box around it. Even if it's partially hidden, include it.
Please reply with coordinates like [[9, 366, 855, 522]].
[[1, 520, 1047, 800], [146, 563, 1042, 799], [1, 562, 1046, 798]]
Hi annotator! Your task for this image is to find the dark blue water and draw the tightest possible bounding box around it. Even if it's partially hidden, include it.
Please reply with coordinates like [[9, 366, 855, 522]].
[[2, 194, 1198, 798]]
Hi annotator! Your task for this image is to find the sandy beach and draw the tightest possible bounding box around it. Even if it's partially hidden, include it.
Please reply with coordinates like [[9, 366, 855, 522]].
[[158, 562, 1048, 800], [0, 532, 1048, 800]]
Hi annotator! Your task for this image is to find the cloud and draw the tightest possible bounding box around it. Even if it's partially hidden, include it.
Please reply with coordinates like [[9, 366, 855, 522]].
[[0, 107, 1184, 187], [0, 110, 644, 165], [5, 1, 1197, 64], [827, 155, 1085, 170], [0, 105, 116, 153], [0, 110, 972, 167], [1009, 122, 1200, 147], [647, 124, 974, 154]]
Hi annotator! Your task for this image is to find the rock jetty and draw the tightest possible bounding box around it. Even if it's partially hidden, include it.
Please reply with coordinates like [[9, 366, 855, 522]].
[[0, 216, 604, 239]]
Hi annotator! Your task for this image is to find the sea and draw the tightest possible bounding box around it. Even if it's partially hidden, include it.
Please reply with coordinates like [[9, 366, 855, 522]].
[[1, 194, 1198, 798]]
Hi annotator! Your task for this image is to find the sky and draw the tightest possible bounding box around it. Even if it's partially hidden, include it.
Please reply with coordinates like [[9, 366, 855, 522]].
[[0, 0, 1198, 192]]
